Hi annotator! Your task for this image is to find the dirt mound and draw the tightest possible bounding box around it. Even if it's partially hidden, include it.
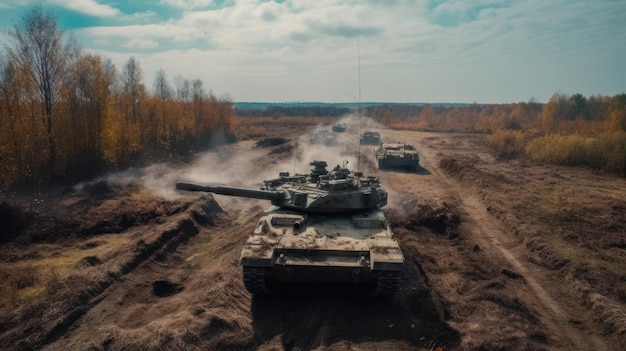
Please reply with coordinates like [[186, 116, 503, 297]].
[[388, 201, 461, 237], [82, 180, 127, 199], [255, 137, 288, 148], [439, 158, 462, 174], [1, 180, 210, 244], [77, 194, 192, 236], [0, 194, 223, 351], [269, 143, 294, 155]]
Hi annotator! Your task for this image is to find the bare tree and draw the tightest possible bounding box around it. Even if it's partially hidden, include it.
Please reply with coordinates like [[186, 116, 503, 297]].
[[191, 78, 206, 139], [4, 5, 77, 169], [174, 75, 191, 103], [153, 69, 173, 101], [121, 57, 144, 123]]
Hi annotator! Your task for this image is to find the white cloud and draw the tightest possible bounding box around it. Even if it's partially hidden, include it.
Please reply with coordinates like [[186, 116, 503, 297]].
[[77, 0, 626, 102], [53, 0, 120, 17], [79, 23, 204, 43], [159, 0, 216, 10], [0, 0, 32, 9], [119, 10, 159, 22], [125, 38, 159, 49]]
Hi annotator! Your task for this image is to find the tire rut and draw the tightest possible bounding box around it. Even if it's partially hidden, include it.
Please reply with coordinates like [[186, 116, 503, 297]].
[[28, 209, 209, 351], [418, 142, 608, 351]]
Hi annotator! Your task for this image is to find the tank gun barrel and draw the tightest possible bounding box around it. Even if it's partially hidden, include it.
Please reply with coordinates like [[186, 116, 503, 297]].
[[176, 182, 286, 202]]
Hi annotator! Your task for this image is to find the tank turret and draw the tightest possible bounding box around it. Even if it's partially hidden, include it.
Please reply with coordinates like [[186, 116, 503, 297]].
[[332, 123, 347, 132], [176, 159, 403, 297], [360, 130, 381, 145], [177, 160, 387, 213]]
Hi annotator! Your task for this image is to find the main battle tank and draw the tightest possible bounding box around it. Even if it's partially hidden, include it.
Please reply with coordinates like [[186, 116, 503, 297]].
[[375, 142, 420, 172], [176, 160, 404, 296], [360, 130, 381, 145], [332, 123, 347, 132]]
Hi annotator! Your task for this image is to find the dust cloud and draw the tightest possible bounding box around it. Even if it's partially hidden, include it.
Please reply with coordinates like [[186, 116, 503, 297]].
[[74, 115, 383, 201]]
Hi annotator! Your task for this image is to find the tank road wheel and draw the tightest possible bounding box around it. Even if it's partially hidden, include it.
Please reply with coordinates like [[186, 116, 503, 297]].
[[372, 271, 401, 297], [242, 267, 270, 296]]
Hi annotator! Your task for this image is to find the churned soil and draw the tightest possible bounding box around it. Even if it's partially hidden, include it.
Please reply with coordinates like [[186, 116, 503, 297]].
[[0, 122, 625, 351]]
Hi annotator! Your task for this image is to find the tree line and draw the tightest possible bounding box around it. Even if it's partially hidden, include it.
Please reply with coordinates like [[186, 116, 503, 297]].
[[369, 93, 626, 176], [0, 6, 236, 191], [236, 105, 351, 118], [368, 93, 626, 132]]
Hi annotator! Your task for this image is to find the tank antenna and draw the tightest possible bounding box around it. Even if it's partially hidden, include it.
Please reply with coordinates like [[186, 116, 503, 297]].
[[356, 34, 362, 177]]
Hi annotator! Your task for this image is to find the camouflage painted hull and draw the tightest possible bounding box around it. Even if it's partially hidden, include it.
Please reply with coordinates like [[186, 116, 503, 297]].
[[240, 208, 404, 296], [375, 142, 420, 171]]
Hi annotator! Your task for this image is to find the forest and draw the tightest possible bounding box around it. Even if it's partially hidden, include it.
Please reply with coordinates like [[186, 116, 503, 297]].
[[0, 6, 236, 191], [1, 6, 625, 192]]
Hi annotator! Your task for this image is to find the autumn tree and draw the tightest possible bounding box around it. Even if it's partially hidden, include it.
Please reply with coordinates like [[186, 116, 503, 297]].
[[154, 69, 172, 101], [121, 57, 144, 123], [541, 93, 569, 134], [114, 57, 146, 163], [606, 94, 626, 132], [151, 69, 174, 147], [0, 54, 36, 186], [567, 93, 589, 120], [63, 54, 116, 173]]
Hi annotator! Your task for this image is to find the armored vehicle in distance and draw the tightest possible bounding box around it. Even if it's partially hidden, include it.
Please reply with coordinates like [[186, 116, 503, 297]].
[[332, 123, 347, 132], [310, 129, 336, 146], [360, 130, 381, 145], [176, 161, 404, 297], [375, 142, 420, 172]]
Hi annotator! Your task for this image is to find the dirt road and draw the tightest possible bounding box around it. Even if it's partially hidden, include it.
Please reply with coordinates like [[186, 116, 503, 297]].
[[1, 124, 625, 350]]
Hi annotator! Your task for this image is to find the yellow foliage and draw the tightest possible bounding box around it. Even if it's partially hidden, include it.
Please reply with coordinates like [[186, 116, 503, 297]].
[[487, 130, 526, 156], [607, 109, 626, 132], [101, 108, 123, 166], [525, 132, 626, 174]]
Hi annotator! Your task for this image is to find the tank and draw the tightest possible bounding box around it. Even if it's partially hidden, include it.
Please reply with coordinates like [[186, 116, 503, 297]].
[[176, 160, 404, 297], [309, 129, 336, 146], [375, 142, 420, 172], [360, 130, 381, 145], [332, 123, 347, 132]]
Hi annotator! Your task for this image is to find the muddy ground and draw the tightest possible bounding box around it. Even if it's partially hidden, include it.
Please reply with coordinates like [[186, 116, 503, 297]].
[[1, 119, 625, 351]]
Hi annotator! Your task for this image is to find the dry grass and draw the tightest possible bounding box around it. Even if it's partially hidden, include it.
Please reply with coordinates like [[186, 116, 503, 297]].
[[572, 278, 626, 340], [525, 132, 626, 174], [0, 235, 131, 312], [486, 130, 526, 158], [589, 293, 626, 335], [233, 115, 336, 140], [0, 262, 58, 311]]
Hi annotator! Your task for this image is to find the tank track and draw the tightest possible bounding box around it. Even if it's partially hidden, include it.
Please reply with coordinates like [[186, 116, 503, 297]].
[[372, 271, 401, 297], [242, 267, 270, 295]]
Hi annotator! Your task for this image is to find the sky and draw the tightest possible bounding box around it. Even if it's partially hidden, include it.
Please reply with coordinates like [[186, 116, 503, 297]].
[[0, 0, 624, 104]]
